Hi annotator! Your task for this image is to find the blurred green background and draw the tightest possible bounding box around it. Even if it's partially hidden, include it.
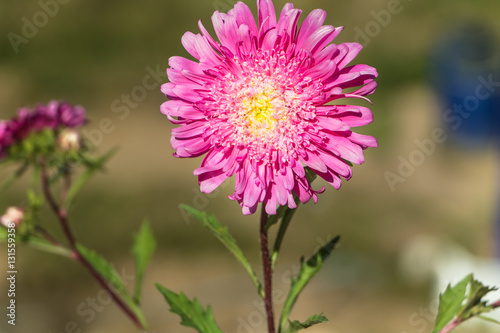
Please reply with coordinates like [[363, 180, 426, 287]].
[[1, 0, 500, 332]]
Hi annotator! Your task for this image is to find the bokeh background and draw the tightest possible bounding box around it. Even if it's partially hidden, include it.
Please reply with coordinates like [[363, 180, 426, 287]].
[[1, 0, 500, 332]]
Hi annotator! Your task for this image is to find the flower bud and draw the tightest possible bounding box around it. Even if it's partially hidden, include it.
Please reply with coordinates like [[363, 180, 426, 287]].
[[58, 129, 81, 151], [1, 207, 24, 228]]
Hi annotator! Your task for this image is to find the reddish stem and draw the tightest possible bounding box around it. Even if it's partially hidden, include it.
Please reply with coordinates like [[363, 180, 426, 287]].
[[260, 206, 275, 333], [439, 299, 500, 333], [39, 160, 145, 330], [35, 226, 62, 247]]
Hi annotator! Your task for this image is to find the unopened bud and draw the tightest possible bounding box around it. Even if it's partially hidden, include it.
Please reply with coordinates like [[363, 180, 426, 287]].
[[1, 207, 24, 227], [58, 129, 81, 151]]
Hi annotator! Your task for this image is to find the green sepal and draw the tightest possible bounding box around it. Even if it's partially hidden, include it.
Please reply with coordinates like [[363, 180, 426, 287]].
[[179, 204, 264, 298], [131, 220, 156, 305], [279, 236, 340, 333], [156, 284, 222, 333]]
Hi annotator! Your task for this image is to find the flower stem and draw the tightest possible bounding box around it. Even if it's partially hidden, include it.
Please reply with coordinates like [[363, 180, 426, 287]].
[[39, 160, 146, 330], [438, 318, 461, 333], [34, 225, 63, 247], [493, 299, 500, 308], [438, 299, 500, 333], [260, 206, 275, 333]]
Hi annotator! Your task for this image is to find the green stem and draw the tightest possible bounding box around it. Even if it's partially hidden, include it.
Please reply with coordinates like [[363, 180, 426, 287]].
[[260, 206, 275, 333]]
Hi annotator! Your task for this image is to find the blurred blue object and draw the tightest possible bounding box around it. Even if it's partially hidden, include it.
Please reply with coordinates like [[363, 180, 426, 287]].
[[429, 22, 500, 258], [429, 22, 500, 148]]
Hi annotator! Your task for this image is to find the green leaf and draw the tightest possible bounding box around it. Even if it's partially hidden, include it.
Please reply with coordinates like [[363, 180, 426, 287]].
[[64, 147, 118, 208], [76, 243, 130, 294], [432, 275, 500, 333], [458, 278, 497, 319], [432, 275, 471, 333], [478, 315, 500, 325], [131, 220, 156, 305], [279, 236, 340, 333], [286, 314, 328, 333], [179, 204, 264, 298], [156, 284, 222, 333], [271, 206, 297, 270], [76, 243, 149, 329], [268, 167, 318, 268], [26, 236, 73, 258]]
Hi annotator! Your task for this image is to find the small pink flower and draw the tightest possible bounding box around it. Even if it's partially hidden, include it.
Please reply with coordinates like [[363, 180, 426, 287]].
[[1, 207, 24, 228], [162, 0, 378, 215]]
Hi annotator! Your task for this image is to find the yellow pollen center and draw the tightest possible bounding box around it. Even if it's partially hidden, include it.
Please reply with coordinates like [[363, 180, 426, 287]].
[[244, 94, 276, 132]]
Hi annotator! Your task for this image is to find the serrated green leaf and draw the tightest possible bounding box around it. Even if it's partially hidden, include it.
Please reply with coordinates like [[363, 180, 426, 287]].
[[180, 204, 263, 298], [457, 277, 498, 323], [64, 147, 118, 208], [132, 220, 156, 305], [156, 284, 222, 333], [76, 243, 130, 293], [279, 236, 340, 333], [286, 314, 328, 333], [76, 243, 148, 329], [432, 274, 471, 333]]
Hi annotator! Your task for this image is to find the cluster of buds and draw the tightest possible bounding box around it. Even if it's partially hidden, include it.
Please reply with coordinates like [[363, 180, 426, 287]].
[[0, 101, 86, 160], [1, 207, 24, 228]]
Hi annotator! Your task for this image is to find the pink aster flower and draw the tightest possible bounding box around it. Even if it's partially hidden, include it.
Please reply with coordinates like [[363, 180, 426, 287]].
[[0, 101, 86, 160], [161, 0, 378, 215]]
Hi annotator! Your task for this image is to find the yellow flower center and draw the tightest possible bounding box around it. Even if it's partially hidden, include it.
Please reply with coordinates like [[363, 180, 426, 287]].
[[244, 93, 277, 134]]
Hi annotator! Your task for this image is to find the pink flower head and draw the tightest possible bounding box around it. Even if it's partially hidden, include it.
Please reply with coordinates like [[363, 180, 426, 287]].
[[1, 206, 24, 228], [162, 0, 378, 215], [0, 121, 12, 160], [0, 101, 86, 160]]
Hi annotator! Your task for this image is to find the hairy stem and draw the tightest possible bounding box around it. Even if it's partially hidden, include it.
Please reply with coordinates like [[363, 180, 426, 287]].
[[260, 206, 275, 333], [39, 160, 145, 330]]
